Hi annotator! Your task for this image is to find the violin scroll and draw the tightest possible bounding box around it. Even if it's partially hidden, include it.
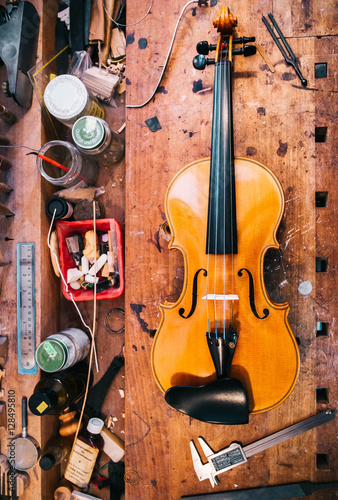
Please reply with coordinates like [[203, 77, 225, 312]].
[[213, 6, 237, 35]]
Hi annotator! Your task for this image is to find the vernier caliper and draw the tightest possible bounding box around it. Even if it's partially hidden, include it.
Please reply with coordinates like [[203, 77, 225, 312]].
[[190, 409, 336, 487]]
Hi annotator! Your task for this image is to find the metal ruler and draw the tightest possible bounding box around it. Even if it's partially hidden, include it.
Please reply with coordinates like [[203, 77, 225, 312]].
[[17, 243, 37, 374]]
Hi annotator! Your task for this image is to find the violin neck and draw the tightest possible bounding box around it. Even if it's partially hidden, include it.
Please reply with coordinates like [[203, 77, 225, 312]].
[[206, 59, 238, 255]]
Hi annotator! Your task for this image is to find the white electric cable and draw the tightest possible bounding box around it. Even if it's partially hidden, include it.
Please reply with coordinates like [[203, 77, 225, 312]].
[[47, 209, 100, 373], [126, 0, 206, 108]]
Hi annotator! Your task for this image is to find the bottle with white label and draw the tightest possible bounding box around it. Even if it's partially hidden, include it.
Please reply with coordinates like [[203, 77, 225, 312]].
[[64, 418, 104, 488]]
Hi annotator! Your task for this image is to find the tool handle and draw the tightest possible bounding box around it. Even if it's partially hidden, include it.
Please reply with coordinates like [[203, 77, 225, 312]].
[[21, 396, 28, 438]]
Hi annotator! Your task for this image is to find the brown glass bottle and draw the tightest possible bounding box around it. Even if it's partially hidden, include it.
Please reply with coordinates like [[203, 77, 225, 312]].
[[28, 363, 91, 416], [64, 418, 104, 488]]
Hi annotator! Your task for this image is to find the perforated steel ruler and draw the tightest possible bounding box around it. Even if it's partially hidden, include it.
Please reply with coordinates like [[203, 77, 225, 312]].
[[17, 243, 37, 374]]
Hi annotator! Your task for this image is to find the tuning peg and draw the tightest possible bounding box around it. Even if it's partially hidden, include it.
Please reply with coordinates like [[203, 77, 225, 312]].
[[193, 54, 215, 70], [242, 44, 257, 57], [233, 45, 257, 57], [196, 41, 217, 55], [233, 36, 256, 44]]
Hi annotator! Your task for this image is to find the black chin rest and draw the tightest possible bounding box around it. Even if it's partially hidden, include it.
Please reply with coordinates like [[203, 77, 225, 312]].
[[164, 377, 249, 424]]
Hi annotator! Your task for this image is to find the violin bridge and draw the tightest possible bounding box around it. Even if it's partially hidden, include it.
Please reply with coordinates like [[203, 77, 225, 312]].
[[201, 294, 239, 300]]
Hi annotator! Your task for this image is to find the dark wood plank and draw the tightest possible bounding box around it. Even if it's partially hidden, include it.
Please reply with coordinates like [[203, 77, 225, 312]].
[[125, 1, 337, 499]]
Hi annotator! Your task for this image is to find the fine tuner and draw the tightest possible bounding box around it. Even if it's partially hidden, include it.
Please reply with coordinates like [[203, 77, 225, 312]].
[[193, 37, 256, 70]]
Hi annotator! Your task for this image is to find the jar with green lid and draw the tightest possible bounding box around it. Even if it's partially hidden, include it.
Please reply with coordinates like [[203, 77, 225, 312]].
[[35, 328, 90, 373], [72, 116, 124, 166], [44, 75, 105, 127]]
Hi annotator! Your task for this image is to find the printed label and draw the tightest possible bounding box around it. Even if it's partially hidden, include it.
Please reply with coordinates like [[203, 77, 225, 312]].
[[64, 439, 99, 488], [88, 101, 105, 119], [36, 401, 48, 414]]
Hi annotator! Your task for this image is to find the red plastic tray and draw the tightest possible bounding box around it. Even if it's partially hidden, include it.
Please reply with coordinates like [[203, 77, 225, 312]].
[[56, 218, 124, 301]]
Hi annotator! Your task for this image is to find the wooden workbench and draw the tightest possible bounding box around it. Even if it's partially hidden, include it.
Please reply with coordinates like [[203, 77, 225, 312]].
[[0, 0, 336, 499], [0, 1, 126, 498], [124, 0, 337, 499]]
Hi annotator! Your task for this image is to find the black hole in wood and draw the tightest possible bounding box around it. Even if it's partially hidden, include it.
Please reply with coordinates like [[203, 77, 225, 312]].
[[315, 63, 327, 78], [316, 453, 330, 470], [316, 257, 328, 272], [316, 322, 329, 337], [315, 192, 328, 207], [315, 127, 327, 143], [316, 388, 329, 404]]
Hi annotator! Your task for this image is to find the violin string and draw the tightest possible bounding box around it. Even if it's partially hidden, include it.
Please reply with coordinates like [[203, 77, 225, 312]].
[[213, 61, 220, 339], [222, 51, 226, 340], [229, 36, 235, 329]]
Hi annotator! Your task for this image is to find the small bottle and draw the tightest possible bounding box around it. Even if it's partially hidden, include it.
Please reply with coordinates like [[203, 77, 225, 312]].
[[64, 418, 104, 488], [39, 436, 72, 471], [28, 363, 90, 416], [72, 116, 124, 166], [46, 197, 73, 221], [54, 478, 74, 500], [59, 410, 82, 436], [35, 328, 90, 373]]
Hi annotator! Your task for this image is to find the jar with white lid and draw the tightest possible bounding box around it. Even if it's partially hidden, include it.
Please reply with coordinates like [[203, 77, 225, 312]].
[[72, 116, 124, 166], [43, 75, 105, 127]]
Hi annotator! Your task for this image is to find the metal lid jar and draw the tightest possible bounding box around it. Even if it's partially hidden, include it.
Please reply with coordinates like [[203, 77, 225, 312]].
[[44, 75, 105, 127], [35, 328, 90, 373], [72, 116, 124, 166]]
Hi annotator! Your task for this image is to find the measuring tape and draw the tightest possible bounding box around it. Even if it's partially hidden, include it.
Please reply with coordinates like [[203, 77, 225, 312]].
[[17, 243, 37, 375]]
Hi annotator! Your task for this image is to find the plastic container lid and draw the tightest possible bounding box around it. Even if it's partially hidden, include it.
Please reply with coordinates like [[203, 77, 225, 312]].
[[39, 453, 56, 470], [87, 417, 104, 434], [36, 340, 68, 372], [72, 116, 105, 150], [44, 75, 88, 121], [46, 197, 72, 220], [29, 389, 58, 416]]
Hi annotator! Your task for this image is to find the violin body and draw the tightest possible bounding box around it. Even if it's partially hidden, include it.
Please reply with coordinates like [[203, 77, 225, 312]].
[[151, 156, 299, 413], [151, 6, 299, 417]]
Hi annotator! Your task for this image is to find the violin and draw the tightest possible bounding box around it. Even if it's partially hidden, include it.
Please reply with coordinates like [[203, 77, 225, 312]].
[[151, 7, 299, 423]]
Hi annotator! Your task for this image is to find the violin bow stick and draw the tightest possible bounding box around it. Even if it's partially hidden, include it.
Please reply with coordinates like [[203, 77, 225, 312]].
[[262, 13, 307, 86]]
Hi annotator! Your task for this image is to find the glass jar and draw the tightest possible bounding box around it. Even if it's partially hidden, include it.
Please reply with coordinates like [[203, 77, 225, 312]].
[[35, 328, 90, 373], [43, 75, 105, 127], [72, 116, 124, 166], [36, 140, 98, 187]]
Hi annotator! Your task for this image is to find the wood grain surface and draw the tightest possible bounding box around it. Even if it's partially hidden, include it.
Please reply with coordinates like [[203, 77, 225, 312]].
[[124, 0, 337, 499], [0, 1, 126, 498]]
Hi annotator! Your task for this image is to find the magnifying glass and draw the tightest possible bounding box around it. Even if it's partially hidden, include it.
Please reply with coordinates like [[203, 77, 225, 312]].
[[8, 396, 40, 471]]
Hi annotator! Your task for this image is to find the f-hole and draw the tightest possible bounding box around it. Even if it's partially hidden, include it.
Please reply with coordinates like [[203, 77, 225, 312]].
[[179, 268, 207, 319], [238, 268, 269, 319]]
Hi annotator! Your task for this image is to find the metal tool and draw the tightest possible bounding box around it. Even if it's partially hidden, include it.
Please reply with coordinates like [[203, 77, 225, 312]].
[[17, 243, 37, 375], [8, 397, 40, 471], [262, 13, 307, 86], [0, 1, 40, 108], [181, 481, 338, 499], [190, 409, 336, 487]]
